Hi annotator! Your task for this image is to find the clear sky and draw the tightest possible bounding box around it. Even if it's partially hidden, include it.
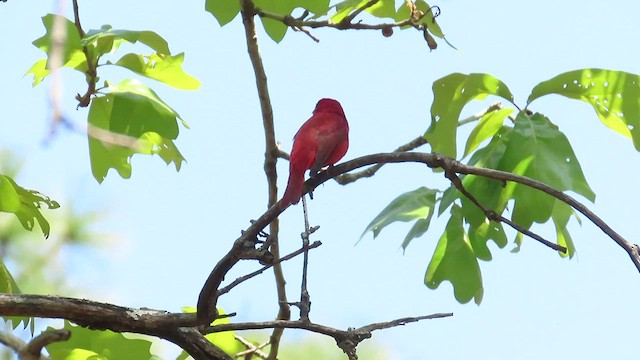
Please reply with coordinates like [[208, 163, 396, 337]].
[[1, 1, 640, 359]]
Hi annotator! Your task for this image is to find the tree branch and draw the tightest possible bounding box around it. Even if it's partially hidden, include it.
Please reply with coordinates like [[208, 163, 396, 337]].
[[239, 1, 289, 357], [72, 0, 97, 108], [0, 294, 230, 360], [197, 151, 639, 319], [444, 169, 567, 253], [205, 313, 452, 359], [335, 136, 428, 185]]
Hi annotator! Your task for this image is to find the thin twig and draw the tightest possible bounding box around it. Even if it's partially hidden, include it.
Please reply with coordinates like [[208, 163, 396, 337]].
[[457, 102, 504, 126], [340, 0, 380, 27], [297, 196, 313, 321], [205, 313, 452, 358], [335, 136, 428, 185], [444, 169, 567, 253], [291, 26, 320, 42], [259, 8, 419, 31], [217, 241, 322, 296], [72, 0, 97, 108], [24, 329, 71, 359], [238, 1, 290, 358]]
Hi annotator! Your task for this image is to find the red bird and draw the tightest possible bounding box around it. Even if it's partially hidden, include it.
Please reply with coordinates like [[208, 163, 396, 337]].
[[280, 98, 349, 207]]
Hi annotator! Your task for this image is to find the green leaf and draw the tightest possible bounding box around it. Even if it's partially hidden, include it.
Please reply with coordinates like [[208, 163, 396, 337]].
[[361, 187, 438, 250], [254, 0, 297, 42], [0, 261, 34, 334], [82, 25, 171, 56], [46, 321, 157, 360], [552, 201, 578, 258], [332, 0, 363, 23], [500, 112, 595, 227], [0, 260, 20, 294], [441, 126, 513, 258], [527, 69, 640, 150], [426, 73, 515, 158], [366, 0, 396, 19], [29, 14, 87, 84], [178, 307, 244, 358], [88, 80, 187, 183], [394, 0, 443, 37], [0, 175, 59, 238], [301, 0, 331, 15], [25, 59, 51, 87], [113, 53, 201, 90], [0, 176, 21, 213], [463, 107, 514, 157], [205, 0, 241, 26], [425, 205, 483, 304]]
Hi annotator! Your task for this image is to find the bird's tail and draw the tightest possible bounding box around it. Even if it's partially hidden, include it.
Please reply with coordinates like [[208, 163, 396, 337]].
[[280, 166, 304, 208]]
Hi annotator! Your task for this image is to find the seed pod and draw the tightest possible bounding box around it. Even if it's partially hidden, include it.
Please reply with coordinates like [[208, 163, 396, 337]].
[[423, 28, 437, 50]]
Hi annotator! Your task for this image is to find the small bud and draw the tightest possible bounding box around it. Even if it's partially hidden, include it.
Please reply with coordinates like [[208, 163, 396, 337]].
[[382, 26, 393, 38]]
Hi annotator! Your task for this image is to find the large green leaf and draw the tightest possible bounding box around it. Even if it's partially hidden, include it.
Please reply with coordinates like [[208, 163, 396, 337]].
[[88, 80, 187, 183], [82, 25, 171, 56], [46, 322, 158, 360], [113, 53, 201, 90], [426, 73, 515, 158], [361, 187, 438, 250], [500, 112, 595, 228], [205, 0, 241, 26], [425, 205, 483, 304], [0, 175, 59, 238], [527, 69, 640, 150]]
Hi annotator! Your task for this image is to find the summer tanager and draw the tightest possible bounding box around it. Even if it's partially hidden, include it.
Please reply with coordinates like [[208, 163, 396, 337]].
[[280, 98, 349, 207]]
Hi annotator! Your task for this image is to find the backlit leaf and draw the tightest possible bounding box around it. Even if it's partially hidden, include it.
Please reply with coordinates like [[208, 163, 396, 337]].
[[527, 69, 640, 150], [426, 73, 515, 158], [113, 53, 201, 90]]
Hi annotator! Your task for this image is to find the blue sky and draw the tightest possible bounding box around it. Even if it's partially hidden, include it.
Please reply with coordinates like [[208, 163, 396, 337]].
[[1, 0, 640, 359]]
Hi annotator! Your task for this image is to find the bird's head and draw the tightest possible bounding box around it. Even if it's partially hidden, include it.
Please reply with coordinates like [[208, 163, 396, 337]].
[[314, 98, 346, 118]]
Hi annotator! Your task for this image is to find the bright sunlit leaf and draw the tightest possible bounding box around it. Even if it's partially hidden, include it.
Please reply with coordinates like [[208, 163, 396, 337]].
[[82, 25, 171, 56], [114, 52, 201, 90], [426, 73, 515, 158], [46, 321, 158, 360], [527, 69, 640, 151], [463, 107, 514, 157], [0, 175, 59, 238], [88, 80, 187, 183], [177, 307, 244, 359]]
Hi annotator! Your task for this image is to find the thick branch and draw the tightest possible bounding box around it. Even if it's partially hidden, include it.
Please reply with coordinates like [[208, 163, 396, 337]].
[[0, 294, 230, 360]]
